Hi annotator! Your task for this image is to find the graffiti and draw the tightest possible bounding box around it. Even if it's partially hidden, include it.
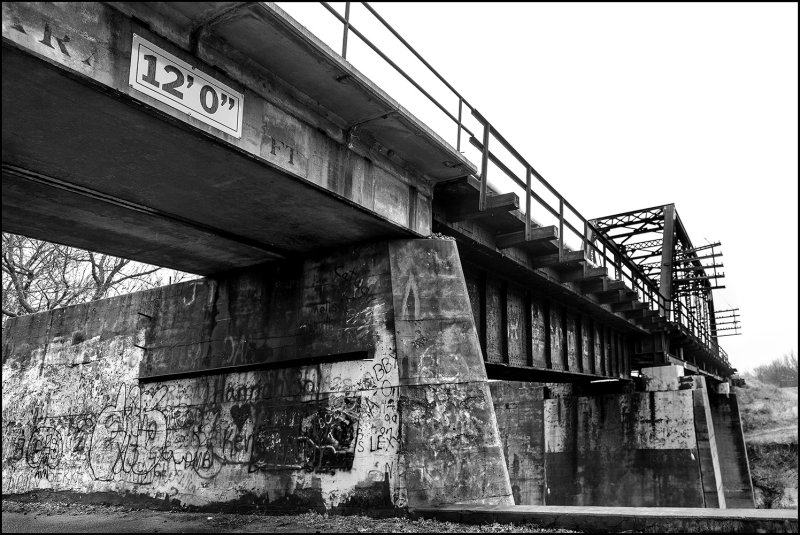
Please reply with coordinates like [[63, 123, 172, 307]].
[[550, 307, 564, 369], [401, 273, 420, 318], [372, 356, 395, 383], [424, 248, 453, 273], [334, 265, 371, 300], [2, 371, 404, 503], [222, 335, 252, 367], [299, 396, 360, 472], [3, 422, 25, 463], [2, 253, 408, 507], [300, 262, 382, 347], [356, 387, 400, 454], [229, 404, 250, 432], [594, 324, 603, 374], [531, 301, 547, 365], [485, 283, 502, 360], [248, 394, 362, 473], [26, 426, 64, 472], [89, 385, 168, 484], [183, 282, 199, 306]]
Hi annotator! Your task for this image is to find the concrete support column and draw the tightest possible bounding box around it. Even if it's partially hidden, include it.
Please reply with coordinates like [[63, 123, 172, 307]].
[[708, 390, 756, 508], [641, 365, 730, 509], [389, 239, 513, 507], [691, 376, 727, 508]]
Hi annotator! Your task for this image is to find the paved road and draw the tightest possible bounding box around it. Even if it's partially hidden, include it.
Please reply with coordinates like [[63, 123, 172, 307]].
[[2, 511, 241, 533]]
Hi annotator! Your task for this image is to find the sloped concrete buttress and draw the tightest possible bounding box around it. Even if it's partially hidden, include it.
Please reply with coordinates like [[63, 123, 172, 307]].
[[708, 392, 756, 508], [388, 239, 514, 507]]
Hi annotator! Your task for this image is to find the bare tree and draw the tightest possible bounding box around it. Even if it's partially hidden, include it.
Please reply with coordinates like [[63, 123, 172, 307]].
[[2, 233, 197, 322], [752, 350, 799, 388]]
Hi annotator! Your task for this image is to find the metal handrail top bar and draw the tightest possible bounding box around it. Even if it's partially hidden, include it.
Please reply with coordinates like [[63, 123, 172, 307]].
[[319, 2, 476, 140], [360, 2, 474, 111]]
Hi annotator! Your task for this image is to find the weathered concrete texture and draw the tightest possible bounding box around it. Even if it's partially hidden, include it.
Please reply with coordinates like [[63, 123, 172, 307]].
[[708, 392, 756, 508], [389, 240, 513, 507], [543, 390, 705, 507], [491, 379, 708, 507], [137, 243, 393, 379], [491, 376, 755, 508], [489, 382, 545, 505], [692, 377, 727, 508], [641, 364, 693, 392], [2, 239, 509, 510]]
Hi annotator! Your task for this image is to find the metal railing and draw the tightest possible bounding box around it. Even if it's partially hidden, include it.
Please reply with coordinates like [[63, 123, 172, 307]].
[[312, 2, 728, 364], [671, 300, 730, 367]]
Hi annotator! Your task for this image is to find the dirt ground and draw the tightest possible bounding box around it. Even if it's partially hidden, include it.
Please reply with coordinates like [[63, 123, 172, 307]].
[[1, 499, 579, 533]]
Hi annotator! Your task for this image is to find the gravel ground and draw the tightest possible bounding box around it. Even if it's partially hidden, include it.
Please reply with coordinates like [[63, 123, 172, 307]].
[[2, 499, 580, 533]]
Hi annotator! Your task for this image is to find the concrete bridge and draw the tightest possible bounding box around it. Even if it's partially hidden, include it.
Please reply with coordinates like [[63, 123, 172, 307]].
[[2, 2, 752, 513]]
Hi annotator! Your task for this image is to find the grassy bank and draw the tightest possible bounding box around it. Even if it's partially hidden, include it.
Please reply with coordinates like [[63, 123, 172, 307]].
[[736, 378, 798, 508]]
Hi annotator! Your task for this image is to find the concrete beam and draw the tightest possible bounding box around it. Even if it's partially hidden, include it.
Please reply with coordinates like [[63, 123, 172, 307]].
[[2, 2, 451, 273]]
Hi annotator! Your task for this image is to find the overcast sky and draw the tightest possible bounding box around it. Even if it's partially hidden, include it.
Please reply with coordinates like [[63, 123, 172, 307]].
[[278, 2, 798, 373]]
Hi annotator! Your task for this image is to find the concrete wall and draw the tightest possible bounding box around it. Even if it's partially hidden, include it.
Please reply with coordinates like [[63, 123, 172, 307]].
[[489, 381, 545, 505], [544, 388, 705, 507], [491, 372, 751, 508], [1, 239, 512, 510]]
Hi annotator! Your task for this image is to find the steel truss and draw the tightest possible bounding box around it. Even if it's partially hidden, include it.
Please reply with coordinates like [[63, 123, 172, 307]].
[[591, 204, 740, 373]]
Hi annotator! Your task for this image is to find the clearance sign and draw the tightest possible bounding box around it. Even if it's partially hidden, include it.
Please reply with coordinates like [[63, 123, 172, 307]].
[[129, 34, 244, 138]]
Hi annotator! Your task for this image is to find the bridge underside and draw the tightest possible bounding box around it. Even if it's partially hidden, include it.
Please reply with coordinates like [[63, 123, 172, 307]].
[[2, 45, 413, 275]]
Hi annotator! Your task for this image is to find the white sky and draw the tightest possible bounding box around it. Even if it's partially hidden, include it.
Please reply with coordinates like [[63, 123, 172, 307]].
[[277, 2, 798, 373]]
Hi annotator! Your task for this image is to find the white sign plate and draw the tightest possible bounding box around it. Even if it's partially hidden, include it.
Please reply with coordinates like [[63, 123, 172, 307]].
[[129, 34, 243, 138]]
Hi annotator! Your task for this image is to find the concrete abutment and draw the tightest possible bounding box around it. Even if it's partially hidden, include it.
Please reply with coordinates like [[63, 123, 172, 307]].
[[490, 365, 755, 508], [2, 239, 511, 510], [2, 242, 753, 511]]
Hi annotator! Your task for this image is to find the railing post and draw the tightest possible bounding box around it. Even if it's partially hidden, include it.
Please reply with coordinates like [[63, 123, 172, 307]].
[[525, 167, 532, 241], [558, 199, 564, 261], [479, 119, 490, 211], [582, 220, 588, 256], [456, 98, 463, 151], [341, 2, 351, 59]]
